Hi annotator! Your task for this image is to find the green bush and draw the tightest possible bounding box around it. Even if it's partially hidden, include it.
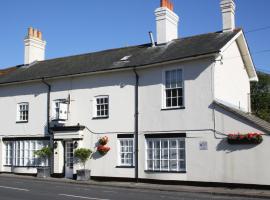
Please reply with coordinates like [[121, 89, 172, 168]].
[[74, 148, 93, 169]]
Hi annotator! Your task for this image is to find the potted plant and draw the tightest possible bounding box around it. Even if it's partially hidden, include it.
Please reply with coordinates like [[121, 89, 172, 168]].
[[74, 148, 93, 181], [34, 146, 52, 178]]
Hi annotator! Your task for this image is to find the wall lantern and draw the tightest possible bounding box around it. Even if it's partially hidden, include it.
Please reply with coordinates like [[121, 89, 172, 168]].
[[74, 141, 78, 149], [53, 142, 58, 149]]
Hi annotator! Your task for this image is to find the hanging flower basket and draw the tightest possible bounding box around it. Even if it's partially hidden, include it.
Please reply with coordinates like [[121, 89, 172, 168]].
[[97, 145, 110, 155], [99, 136, 109, 145], [227, 133, 263, 144]]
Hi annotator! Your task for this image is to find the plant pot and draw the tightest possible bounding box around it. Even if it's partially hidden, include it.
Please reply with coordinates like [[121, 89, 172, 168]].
[[76, 169, 91, 181], [36, 167, 51, 178]]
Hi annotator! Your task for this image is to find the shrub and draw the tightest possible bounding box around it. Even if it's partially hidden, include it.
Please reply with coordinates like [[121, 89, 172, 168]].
[[74, 148, 93, 170]]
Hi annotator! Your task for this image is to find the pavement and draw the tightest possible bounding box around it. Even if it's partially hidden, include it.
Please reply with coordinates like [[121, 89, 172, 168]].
[[0, 173, 270, 199]]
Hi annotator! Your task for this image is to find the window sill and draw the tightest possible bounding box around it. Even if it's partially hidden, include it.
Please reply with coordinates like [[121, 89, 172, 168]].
[[16, 121, 28, 124], [92, 116, 109, 120], [51, 119, 67, 122], [161, 107, 185, 111], [116, 166, 135, 168], [144, 170, 186, 174]]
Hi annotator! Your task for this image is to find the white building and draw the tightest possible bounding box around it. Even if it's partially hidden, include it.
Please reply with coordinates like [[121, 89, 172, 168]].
[[0, 0, 270, 185]]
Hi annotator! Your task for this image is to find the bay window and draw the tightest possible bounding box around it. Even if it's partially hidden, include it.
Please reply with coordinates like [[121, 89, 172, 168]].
[[4, 140, 49, 167]]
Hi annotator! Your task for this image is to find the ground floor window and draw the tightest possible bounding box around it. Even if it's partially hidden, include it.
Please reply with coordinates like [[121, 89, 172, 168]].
[[4, 140, 49, 167], [146, 137, 186, 172], [118, 135, 134, 167]]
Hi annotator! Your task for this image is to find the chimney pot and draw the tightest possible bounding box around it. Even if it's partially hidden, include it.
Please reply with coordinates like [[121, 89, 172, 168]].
[[28, 27, 34, 37], [33, 29, 38, 38], [37, 31, 42, 40]]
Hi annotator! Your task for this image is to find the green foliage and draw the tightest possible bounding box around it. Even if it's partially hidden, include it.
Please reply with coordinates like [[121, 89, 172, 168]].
[[34, 146, 52, 159], [251, 72, 270, 122], [74, 148, 92, 169]]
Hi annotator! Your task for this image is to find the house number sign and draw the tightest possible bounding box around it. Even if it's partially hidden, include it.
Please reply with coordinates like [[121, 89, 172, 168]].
[[199, 141, 208, 150]]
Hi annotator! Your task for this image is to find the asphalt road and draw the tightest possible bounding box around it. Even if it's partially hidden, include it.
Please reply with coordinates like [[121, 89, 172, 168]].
[[0, 176, 264, 200]]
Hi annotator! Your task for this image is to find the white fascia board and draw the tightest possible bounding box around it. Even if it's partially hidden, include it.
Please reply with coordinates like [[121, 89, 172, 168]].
[[220, 30, 258, 82]]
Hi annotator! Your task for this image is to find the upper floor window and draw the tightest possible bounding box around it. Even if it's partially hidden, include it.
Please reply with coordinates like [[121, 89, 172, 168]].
[[163, 69, 184, 109], [17, 102, 29, 122], [52, 99, 68, 121], [94, 96, 109, 118]]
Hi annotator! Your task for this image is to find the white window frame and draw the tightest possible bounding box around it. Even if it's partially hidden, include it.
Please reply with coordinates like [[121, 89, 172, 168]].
[[4, 140, 49, 167], [16, 102, 29, 122], [118, 138, 134, 167], [162, 68, 184, 109], [145, 138, 186, 172], [5, 141, 13, 166], [93, 95, 109, 118]]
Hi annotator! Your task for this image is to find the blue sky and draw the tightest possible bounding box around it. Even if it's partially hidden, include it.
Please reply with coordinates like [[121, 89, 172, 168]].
[[0, 0, 269, 73]]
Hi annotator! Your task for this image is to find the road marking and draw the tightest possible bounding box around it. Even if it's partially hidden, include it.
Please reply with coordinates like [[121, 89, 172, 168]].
[[59, 194, 110, 200], [0, 185, 29, 192]]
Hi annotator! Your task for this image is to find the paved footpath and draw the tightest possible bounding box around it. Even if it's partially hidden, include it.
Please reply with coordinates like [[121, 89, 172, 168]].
[[0, 174, 270, 199]]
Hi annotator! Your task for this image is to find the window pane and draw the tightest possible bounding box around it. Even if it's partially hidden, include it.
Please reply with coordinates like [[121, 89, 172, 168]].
[[161, 160, 168, 170], [161, 149, 168, 159], [172, 97, 177, 107], [154, 160, 160, 170], [170, 140, 177, 148], [166, 98, 171, 107], [165, 71, 171, 88], [170, 160, 177, 170]]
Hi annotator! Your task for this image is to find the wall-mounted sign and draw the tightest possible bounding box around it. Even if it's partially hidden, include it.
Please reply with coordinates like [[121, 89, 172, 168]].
[[199, 141, 208, 150]]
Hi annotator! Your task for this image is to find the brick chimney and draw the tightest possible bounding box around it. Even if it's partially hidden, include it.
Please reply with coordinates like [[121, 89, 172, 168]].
[[155, 0, 179, 44], [24, 27, 46, 65], [220, 0, 236, 32]]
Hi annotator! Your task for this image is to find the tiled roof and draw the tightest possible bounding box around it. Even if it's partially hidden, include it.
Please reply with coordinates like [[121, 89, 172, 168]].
[[0, 29, 240, 85]]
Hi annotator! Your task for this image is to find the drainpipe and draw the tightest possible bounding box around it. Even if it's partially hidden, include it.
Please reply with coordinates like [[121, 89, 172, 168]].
[[41, 78, 51, 135], [41, 78, 52, 174], [133, 68, 139, 183]]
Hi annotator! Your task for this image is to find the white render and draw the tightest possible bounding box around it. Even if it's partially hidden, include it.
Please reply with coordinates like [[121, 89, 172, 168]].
[[214, 40, 251, 112], [155, 7, 179, 44], [220, 0, 236, 32]]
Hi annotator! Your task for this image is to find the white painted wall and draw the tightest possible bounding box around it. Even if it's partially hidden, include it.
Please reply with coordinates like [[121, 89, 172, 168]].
[[186, 107, 270, 185], [138, 59, 214, 132], [214, 41, 251, 112], [0, 82, 48, 136]]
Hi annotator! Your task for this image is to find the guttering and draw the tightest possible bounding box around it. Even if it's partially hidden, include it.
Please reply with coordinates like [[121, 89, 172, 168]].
[[0, 52, 218, 87], [133, 68, 139, 183], [41, 78, 51, 135]]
